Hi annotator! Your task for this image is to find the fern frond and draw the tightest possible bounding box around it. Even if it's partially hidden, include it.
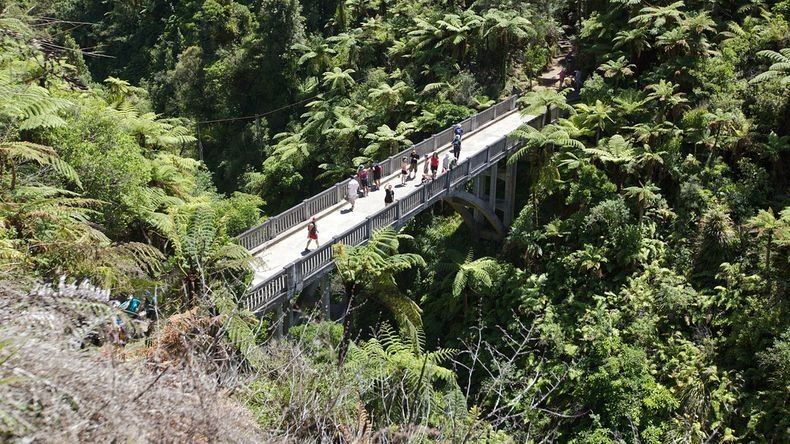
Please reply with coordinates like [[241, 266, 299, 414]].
[[0, 141, 82, 188]]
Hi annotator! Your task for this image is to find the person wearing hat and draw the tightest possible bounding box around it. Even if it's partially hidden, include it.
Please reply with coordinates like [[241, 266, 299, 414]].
[[346, 175, 360, 211], [453, 123, 463, 139]]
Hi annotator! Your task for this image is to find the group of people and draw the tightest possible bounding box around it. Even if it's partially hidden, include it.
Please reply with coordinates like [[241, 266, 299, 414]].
[[305, 122, 467, 251], [112, 293, 158, 346], [399, 123, 463, 186], [344, 161, 384, 212], [115, 293, 156, 319]]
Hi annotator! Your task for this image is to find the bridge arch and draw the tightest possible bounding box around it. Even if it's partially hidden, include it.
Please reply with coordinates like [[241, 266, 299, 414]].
[[444, 190, 506, 240]]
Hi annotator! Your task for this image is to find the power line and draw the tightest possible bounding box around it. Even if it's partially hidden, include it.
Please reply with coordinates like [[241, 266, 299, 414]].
[[196, 94, 321, 125]]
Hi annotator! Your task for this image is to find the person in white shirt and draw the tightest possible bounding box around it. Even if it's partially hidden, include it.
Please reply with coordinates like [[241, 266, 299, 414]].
[[346, 175, 360, 211]]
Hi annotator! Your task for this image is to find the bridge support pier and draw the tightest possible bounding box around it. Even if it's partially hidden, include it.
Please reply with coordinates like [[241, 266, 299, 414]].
[[322, 275, 331, 320], [274, 304, 284, 338], [450, 157, 517, 240], [503, 160, 517, 226]]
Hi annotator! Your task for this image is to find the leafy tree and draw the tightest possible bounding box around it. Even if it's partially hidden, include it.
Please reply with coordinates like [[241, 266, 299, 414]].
[[645, 79, 689, 122], [575, 99, 615, 141], [322, 67, 357, 94], [598, 56, 636, 88], [746, 208, 790, 280], [623, 182, 661, 221], [518, 89, 574, 127]]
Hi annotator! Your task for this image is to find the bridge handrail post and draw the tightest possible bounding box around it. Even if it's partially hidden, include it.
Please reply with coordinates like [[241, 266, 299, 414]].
[[445, 169, 451, 191], [365, 217, 373, 240], [421, 185, 427, 203]]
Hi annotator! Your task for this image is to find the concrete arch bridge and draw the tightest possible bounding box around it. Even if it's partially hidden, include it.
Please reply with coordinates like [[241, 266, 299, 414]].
[[236, 96, 559, 330]]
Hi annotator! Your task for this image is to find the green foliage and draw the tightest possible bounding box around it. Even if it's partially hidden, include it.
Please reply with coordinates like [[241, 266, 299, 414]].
[[7, 0, 790, 441], [346, 323, 462, 426], [333, 227, 426, 340]]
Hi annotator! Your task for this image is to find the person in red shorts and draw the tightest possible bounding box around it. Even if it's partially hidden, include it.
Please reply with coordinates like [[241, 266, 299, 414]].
[[304, 217, 319, 252]]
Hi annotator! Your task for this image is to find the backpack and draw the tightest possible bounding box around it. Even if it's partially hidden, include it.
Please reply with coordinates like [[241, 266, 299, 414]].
[[308, 222, 317, 235], [374, 163, 382, 174]]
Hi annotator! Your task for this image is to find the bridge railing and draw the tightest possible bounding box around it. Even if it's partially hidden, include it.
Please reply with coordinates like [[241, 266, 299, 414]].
[[237, 95, 518, 251], [244, 107, 555, 314]]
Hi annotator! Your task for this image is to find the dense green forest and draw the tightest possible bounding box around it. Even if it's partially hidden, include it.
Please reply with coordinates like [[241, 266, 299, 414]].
[[1, 0, 789, 442]]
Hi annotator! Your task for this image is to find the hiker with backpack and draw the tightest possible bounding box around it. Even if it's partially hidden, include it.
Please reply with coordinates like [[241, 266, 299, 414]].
[[453, 123, 463, 139], [452, 134, 462, 159], [119, 294, 141, 317], [442, 153, 450, 173], [305, 217, 319, 252], [400, 157, 409, 185]]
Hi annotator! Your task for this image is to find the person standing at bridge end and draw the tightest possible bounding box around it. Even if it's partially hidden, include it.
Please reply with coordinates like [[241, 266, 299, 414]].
[[305, 217, 319, 252], [346, 175, 360, 211]]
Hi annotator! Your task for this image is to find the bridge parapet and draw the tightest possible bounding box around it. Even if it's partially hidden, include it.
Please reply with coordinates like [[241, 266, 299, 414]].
[[238, 96, 519, 252]]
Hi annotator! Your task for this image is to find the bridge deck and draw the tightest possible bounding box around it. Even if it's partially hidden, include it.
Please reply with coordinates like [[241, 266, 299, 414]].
[[251, 110, 532, 286]]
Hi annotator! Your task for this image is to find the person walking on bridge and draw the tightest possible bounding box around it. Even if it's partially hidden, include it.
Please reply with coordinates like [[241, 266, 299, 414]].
[[409, 149, 420, 179], [304, 217, 319, 252], [453, 123, 463, 139], [346, 175, 360, 211], [452, 134, 462, 160]]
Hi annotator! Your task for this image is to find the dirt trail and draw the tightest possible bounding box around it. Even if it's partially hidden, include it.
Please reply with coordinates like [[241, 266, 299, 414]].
[[532, 40, 573, 91]]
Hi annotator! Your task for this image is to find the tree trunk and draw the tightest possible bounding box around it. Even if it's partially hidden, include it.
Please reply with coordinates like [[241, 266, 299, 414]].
[[337, 282, 357, 366], [765, 232, 772, 278], [10, 161, 17, 190]]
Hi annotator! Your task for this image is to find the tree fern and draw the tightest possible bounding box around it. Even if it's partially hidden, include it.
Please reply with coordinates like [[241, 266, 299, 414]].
[[750, 48, 790, 84], [0, 141, 82, 189], [334, 228, 426, 361], [345, 323, 460, 425], [210, 288, 266, 369], [0, 83, 72, 130]]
